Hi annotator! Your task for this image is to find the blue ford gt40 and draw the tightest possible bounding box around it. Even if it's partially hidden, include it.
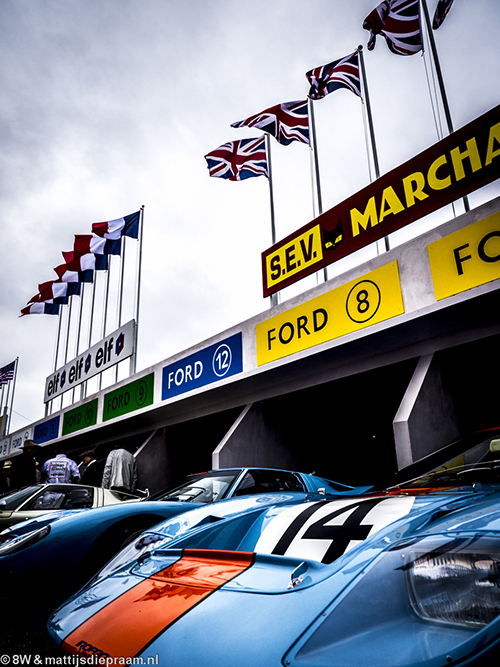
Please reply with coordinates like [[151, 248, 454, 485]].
[[0, 467, 366, 610], [48, 434, 500, 667]]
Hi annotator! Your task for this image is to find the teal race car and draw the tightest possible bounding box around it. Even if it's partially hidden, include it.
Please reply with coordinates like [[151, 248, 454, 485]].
[[48, 433, 500, 667]]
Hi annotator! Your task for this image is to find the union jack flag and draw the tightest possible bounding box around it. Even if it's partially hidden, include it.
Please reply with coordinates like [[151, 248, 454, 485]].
[[231, 100, 309, 146], [0, 361, 16, 386], [204, 137, 268, 181], [432, 0, 454, 29], [363, 0, 422, 56], [306, 51, 361, 100]]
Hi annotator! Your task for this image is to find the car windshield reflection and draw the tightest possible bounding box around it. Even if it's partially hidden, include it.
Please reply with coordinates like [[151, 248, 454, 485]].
[[392, 432, 500, 491], [154, 472, 241, 503], [0, 486, 41, 510]]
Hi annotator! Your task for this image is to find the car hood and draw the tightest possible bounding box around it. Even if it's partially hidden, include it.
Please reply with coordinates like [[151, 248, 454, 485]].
[[0, 509, 85, 538], [49, 487, 500, 661]]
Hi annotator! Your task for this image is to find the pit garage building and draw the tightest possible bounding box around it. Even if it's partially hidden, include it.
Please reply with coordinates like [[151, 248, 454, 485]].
[[3, 195, 500, 493]]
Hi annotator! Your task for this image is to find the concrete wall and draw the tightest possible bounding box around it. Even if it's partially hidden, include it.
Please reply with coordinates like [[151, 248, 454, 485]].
[[213, 403, 306, 471]]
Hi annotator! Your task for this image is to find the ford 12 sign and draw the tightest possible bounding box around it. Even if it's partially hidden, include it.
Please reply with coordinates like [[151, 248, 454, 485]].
[[162, 333, 243, 401]]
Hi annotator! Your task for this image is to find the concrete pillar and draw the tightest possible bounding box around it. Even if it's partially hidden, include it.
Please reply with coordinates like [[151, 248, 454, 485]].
[[213, 402, 303, 470], [393, 354, 462, 470]]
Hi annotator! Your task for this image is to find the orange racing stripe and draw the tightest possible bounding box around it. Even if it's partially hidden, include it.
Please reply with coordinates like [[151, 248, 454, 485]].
[[62, 549, 254, 659]]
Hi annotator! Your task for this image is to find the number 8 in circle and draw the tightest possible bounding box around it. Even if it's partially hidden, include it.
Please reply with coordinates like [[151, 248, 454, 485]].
[[346, 280, 381, 324]]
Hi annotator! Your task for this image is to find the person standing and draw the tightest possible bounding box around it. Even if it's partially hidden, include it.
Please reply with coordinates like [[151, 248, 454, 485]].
[[41, 446, 80, 484], [9, 440, 39, 490], [79, 450, 105, 487], [102, 447, 137, 493]]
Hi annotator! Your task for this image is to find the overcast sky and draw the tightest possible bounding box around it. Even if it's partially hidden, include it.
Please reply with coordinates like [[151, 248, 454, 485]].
[[1, 0, 499, 433]]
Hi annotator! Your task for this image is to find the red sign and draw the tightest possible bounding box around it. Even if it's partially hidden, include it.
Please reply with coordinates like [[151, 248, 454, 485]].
[[262, 104, 500, 297]]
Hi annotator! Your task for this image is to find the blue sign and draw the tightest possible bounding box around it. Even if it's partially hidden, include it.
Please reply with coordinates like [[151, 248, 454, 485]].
[[162, 332, 243, 401], [33, 415, 60, 444]]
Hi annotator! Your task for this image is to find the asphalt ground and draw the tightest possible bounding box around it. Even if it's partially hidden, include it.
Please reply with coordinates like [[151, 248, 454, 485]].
[[1, 600, 67, 660]]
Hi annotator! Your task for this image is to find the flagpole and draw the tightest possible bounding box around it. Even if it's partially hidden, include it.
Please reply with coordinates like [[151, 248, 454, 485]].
[[3, 384, 11, 437], [60, 296, 74, 410], [307, 98, 328, 283], [0, 408, 6, 438], [72, 284, 85, 404], [99, 262, 111, 391], [308, 99, 324, 215], [115, 237, 127, 383], [130, 205, 144, 376], [47, 307, 64, 416], [102, 265, 111, 338], [82, 274, 98, 399], [0, 382, 7, 436], [6, 358, 19, 435], [357, 44, 388, 252], [357, 46, 381, 181], [265, 134, 277, 245], [117, 241, 126, 329], [265, 135, 279, 308], [420, 0, 453, 134], [420, 0, 469, 212], [3, 377, 11, 434]]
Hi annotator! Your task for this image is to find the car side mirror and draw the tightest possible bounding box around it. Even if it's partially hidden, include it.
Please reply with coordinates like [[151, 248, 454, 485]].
[[489, 439, 500, 454]]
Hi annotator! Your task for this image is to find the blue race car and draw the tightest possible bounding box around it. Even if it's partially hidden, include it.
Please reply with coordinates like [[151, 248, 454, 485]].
[[0, 467, 366, 610], [48, 434, 500, 667]]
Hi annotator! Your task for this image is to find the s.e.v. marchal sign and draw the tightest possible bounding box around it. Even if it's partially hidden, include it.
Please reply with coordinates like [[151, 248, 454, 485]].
[[44, 320, 135, 403], [262, 104, 500, 296]]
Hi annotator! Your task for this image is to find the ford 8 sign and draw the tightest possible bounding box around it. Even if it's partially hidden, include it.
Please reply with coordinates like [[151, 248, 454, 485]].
[[262, 105, 500, 296]]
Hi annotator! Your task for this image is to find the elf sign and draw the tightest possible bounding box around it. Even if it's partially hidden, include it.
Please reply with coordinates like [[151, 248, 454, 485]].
[[44, 320, 135, 402], [262, 104, 500, 297]]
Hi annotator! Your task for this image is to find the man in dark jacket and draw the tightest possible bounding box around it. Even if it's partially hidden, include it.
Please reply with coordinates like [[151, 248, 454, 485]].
[[79, 450, 105, 487], [9, 440, 39, 490]]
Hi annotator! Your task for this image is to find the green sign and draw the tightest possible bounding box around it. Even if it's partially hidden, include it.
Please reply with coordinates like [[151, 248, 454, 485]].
[[62, 399, 98, 436], [103, 373, 154, 422]]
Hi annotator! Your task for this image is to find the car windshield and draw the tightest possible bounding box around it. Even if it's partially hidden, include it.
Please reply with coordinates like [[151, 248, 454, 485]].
[[153, 471, 241, 503], [396, 461, 500, 490], [392, 432, 500, 491], [0, 486, 40, 510]]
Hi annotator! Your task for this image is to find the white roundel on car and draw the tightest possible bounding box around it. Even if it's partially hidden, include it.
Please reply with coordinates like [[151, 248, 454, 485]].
[[254, 496, 416, 564]]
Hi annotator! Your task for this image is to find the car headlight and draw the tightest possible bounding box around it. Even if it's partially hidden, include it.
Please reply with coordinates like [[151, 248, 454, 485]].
[[285, 535, 500, 667], [0, 525, 51, 556], [407, 542, 500, 627]]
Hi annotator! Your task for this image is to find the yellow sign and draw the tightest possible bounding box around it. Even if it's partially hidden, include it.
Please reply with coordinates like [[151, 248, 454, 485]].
[[256, 261, 405, 365], [427, 211, 500, 300], [265, 225, 323, 291]]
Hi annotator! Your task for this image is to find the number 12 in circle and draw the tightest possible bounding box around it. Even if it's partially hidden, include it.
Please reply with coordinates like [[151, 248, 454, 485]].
[[213, 344, 233, 377]]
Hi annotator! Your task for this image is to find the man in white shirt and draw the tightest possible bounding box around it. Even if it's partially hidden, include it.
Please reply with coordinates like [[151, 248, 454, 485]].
[[41, 446, 80, 484]]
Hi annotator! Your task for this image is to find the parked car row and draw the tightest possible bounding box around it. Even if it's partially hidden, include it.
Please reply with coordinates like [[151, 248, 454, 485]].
[[0, 467, 368, 609], [3, 438, 500, 666]]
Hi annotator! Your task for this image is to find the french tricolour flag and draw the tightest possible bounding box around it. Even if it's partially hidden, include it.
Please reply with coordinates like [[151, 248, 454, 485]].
[[20, 302, 60, 316], [92, 210, 140, 240]]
